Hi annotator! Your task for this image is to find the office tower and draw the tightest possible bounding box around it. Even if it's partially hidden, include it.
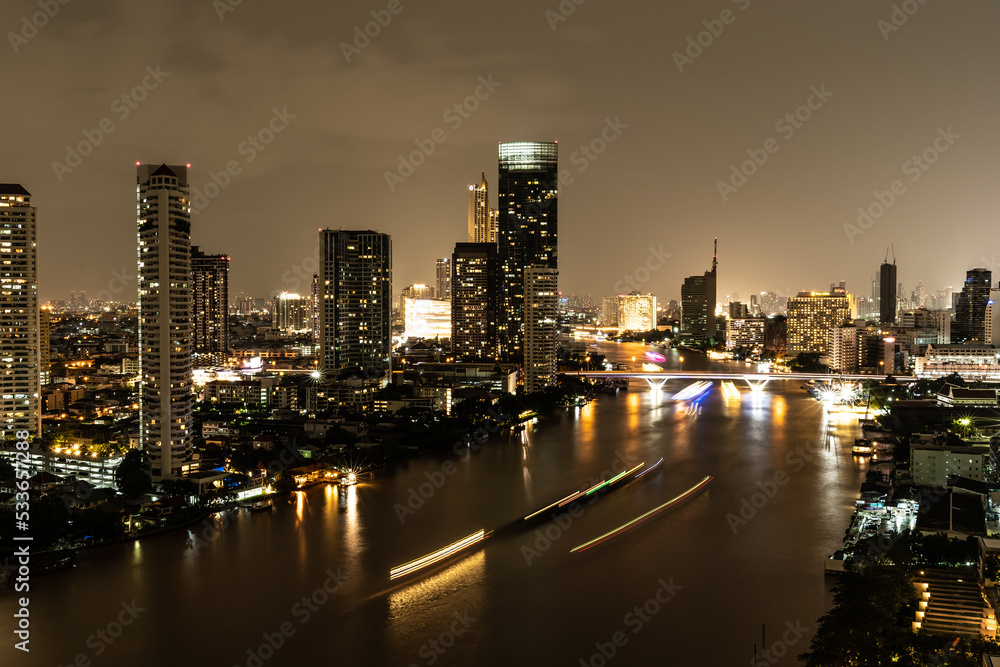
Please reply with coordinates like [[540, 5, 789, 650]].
[[0, 185, 41, 438], [318, 229, 392, 377], [988, 289, 1000, 346], [273, 292, 313, 332], [681, 239, 718, 343], [39, 305, 51, 387], [497, 141, 558, 361], [191, 246, 230, 362], [69, 290, 87, 311], [468, 173, 497, 243], [136, 164, 193, 479], [436, 258, 451, 300], [880, 259, 896, 324], [728, 302, 749, 319], [524, 267, 559, 393], [618, 293, 657, 332], [452, 243, 499, 360], [726, 317, 766, 351], [601, 296, 619, 328], [786, 291, 855, 355], [953, 268, 992, 343], [749, 294, 760, 316], [759, 292, 777, 317]]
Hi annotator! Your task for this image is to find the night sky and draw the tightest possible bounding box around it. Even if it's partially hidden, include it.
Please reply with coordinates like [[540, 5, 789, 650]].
[[5, 0, 1000, 304]]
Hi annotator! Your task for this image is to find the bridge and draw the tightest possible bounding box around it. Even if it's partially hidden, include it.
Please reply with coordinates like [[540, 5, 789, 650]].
[[566, 370, 915, 393]]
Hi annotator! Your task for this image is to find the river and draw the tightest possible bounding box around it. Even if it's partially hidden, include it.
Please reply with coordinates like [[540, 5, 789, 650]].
[[1, 342, 867, 666]]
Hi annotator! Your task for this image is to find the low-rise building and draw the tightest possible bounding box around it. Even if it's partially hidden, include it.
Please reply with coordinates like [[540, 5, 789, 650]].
[[911, 443, 987, 487]]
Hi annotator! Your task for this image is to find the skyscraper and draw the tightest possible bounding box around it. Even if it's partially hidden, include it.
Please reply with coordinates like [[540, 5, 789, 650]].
[[436, 258, 451, 300], [953, 268, 992, 343], [0, 185, 41, 438], [681, 239, 718, 343], [39, 305, 51, 387], [191, 246, 229, 362], [137, 164, 193, 479], [318, 230, 392, 377], [272, 292, 313, 332], [879, 258, 896, 324], [524, 267, 559, 393], [618, 293, 657, 332], [468, 172, 498, 243], [452, 242, 499, 360], [497, 141, 558, 361]]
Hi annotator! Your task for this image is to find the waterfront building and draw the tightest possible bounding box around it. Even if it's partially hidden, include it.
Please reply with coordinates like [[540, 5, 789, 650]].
[[524, 267, 559, 393], [725, 317, 766, 351], [191, 246, 230, 362], [601, 296, 619, 328], [617, 292, 656, 332], [953, 268, 992, 343], [136, 164, 194, 479], [786, 291, 855, 356], [681, 240, 718, 343], [0, 184, 41, 437], [318, 229, 392, 379], [911, 444, 986, 487], [497, 141, 558, 361], [451, 242, 499, 361], [915, 343, 1000, 380]]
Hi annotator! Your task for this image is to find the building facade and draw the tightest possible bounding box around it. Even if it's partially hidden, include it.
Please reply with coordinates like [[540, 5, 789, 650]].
[[497, 141, 558, 361], [318, 229, 392, 378], [524, 267, 559, 393], [451, 242, 499, 361], [726, 317, 766, 351], [786, 291, 855, 356], [0, 184, 41, 437], [954, 268, 991, 343], [681, 243, 718, 343], [435, 258, 451, 300], [468, 172, 497, 244], [879, 260, 896, 324], [191, 246, 230, 361], [617, 293, 656, 332], [273, 292, 313, 332], [137, 164, 194, 479]]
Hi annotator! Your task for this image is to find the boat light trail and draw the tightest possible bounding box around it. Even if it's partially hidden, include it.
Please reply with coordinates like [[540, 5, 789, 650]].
[[672, 381, 713, 402], [524, 462, 646, 519], [632, 458, 663, 480], [570, 476, 714, 553], [389, 529, 486, 580]]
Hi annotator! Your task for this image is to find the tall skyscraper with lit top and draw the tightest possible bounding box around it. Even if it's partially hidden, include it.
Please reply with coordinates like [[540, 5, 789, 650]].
[[0, 184, 41, 437], [137, 164, 193, 479], [497, 141, 558, 362], [468, 172, 497, 243]]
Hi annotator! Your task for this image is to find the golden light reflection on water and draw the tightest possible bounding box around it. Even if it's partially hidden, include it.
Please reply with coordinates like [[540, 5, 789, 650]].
[[340, 484, 363, 559], [388, 549, 486, 620], [295, 490, 306, 522], [627, 391, 640, 431]]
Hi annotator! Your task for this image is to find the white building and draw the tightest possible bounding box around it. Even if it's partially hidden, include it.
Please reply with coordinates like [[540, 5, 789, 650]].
[[911, 444, 986, 487], [617, 293, 656, 332], [137, 164, 194, 479], [725, 317, 766, 351], [1, 444, 123, 489], [524, 267, 559, 393], [915, 343, 1000, 381], [0, 184, 41, 437], [828, 327, 859, 373]]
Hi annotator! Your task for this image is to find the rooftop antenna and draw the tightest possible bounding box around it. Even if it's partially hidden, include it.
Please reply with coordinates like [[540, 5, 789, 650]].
[[712, 237, 718, 273], [891, 244, 896, 264]]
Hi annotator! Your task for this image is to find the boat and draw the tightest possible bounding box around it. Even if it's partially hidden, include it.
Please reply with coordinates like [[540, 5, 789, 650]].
[[339, 472, 358, 487], [33, 551, 76, 575], [249, 499, 272, 512]]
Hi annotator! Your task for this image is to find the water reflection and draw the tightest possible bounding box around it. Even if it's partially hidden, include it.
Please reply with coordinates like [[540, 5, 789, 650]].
[[388, 550, 486, 619]]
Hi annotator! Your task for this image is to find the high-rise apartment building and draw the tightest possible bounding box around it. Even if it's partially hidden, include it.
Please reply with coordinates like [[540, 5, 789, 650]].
[[953, 268, 992, 343], [880, 260, 897, 324], [467, 172, 497, 244], [191, 246, 229, 362], [436, 258, 451, 300], [681, 240, 718, 343], [0, 185, 41, 438], [137, 164, 194, 479], [786, 291, 855, 355], [451, 242, 498, 360], [497, 141, 558, 361], [524, 267, 559, 393], [39, 305, 51, 387], [828, 327, 860, 373], [273, 292, 313, 332], [601, 296, 619, 328], [318, 230, 392, 377], [618, 293, 657, 332]]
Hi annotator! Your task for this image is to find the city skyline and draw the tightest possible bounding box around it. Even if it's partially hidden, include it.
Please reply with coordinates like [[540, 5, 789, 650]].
[[6, 2, 1000, 306]]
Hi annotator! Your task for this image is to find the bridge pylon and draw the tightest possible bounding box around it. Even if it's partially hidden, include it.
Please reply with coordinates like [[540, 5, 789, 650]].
[[644, 377, 668, 392], [743, 375, 770, 393]]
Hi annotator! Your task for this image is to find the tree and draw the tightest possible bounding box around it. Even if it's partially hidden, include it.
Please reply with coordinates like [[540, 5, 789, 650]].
[[274, 471, 296, 493], [115, 449, 152, 496], [0, 458, 13, 480]]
